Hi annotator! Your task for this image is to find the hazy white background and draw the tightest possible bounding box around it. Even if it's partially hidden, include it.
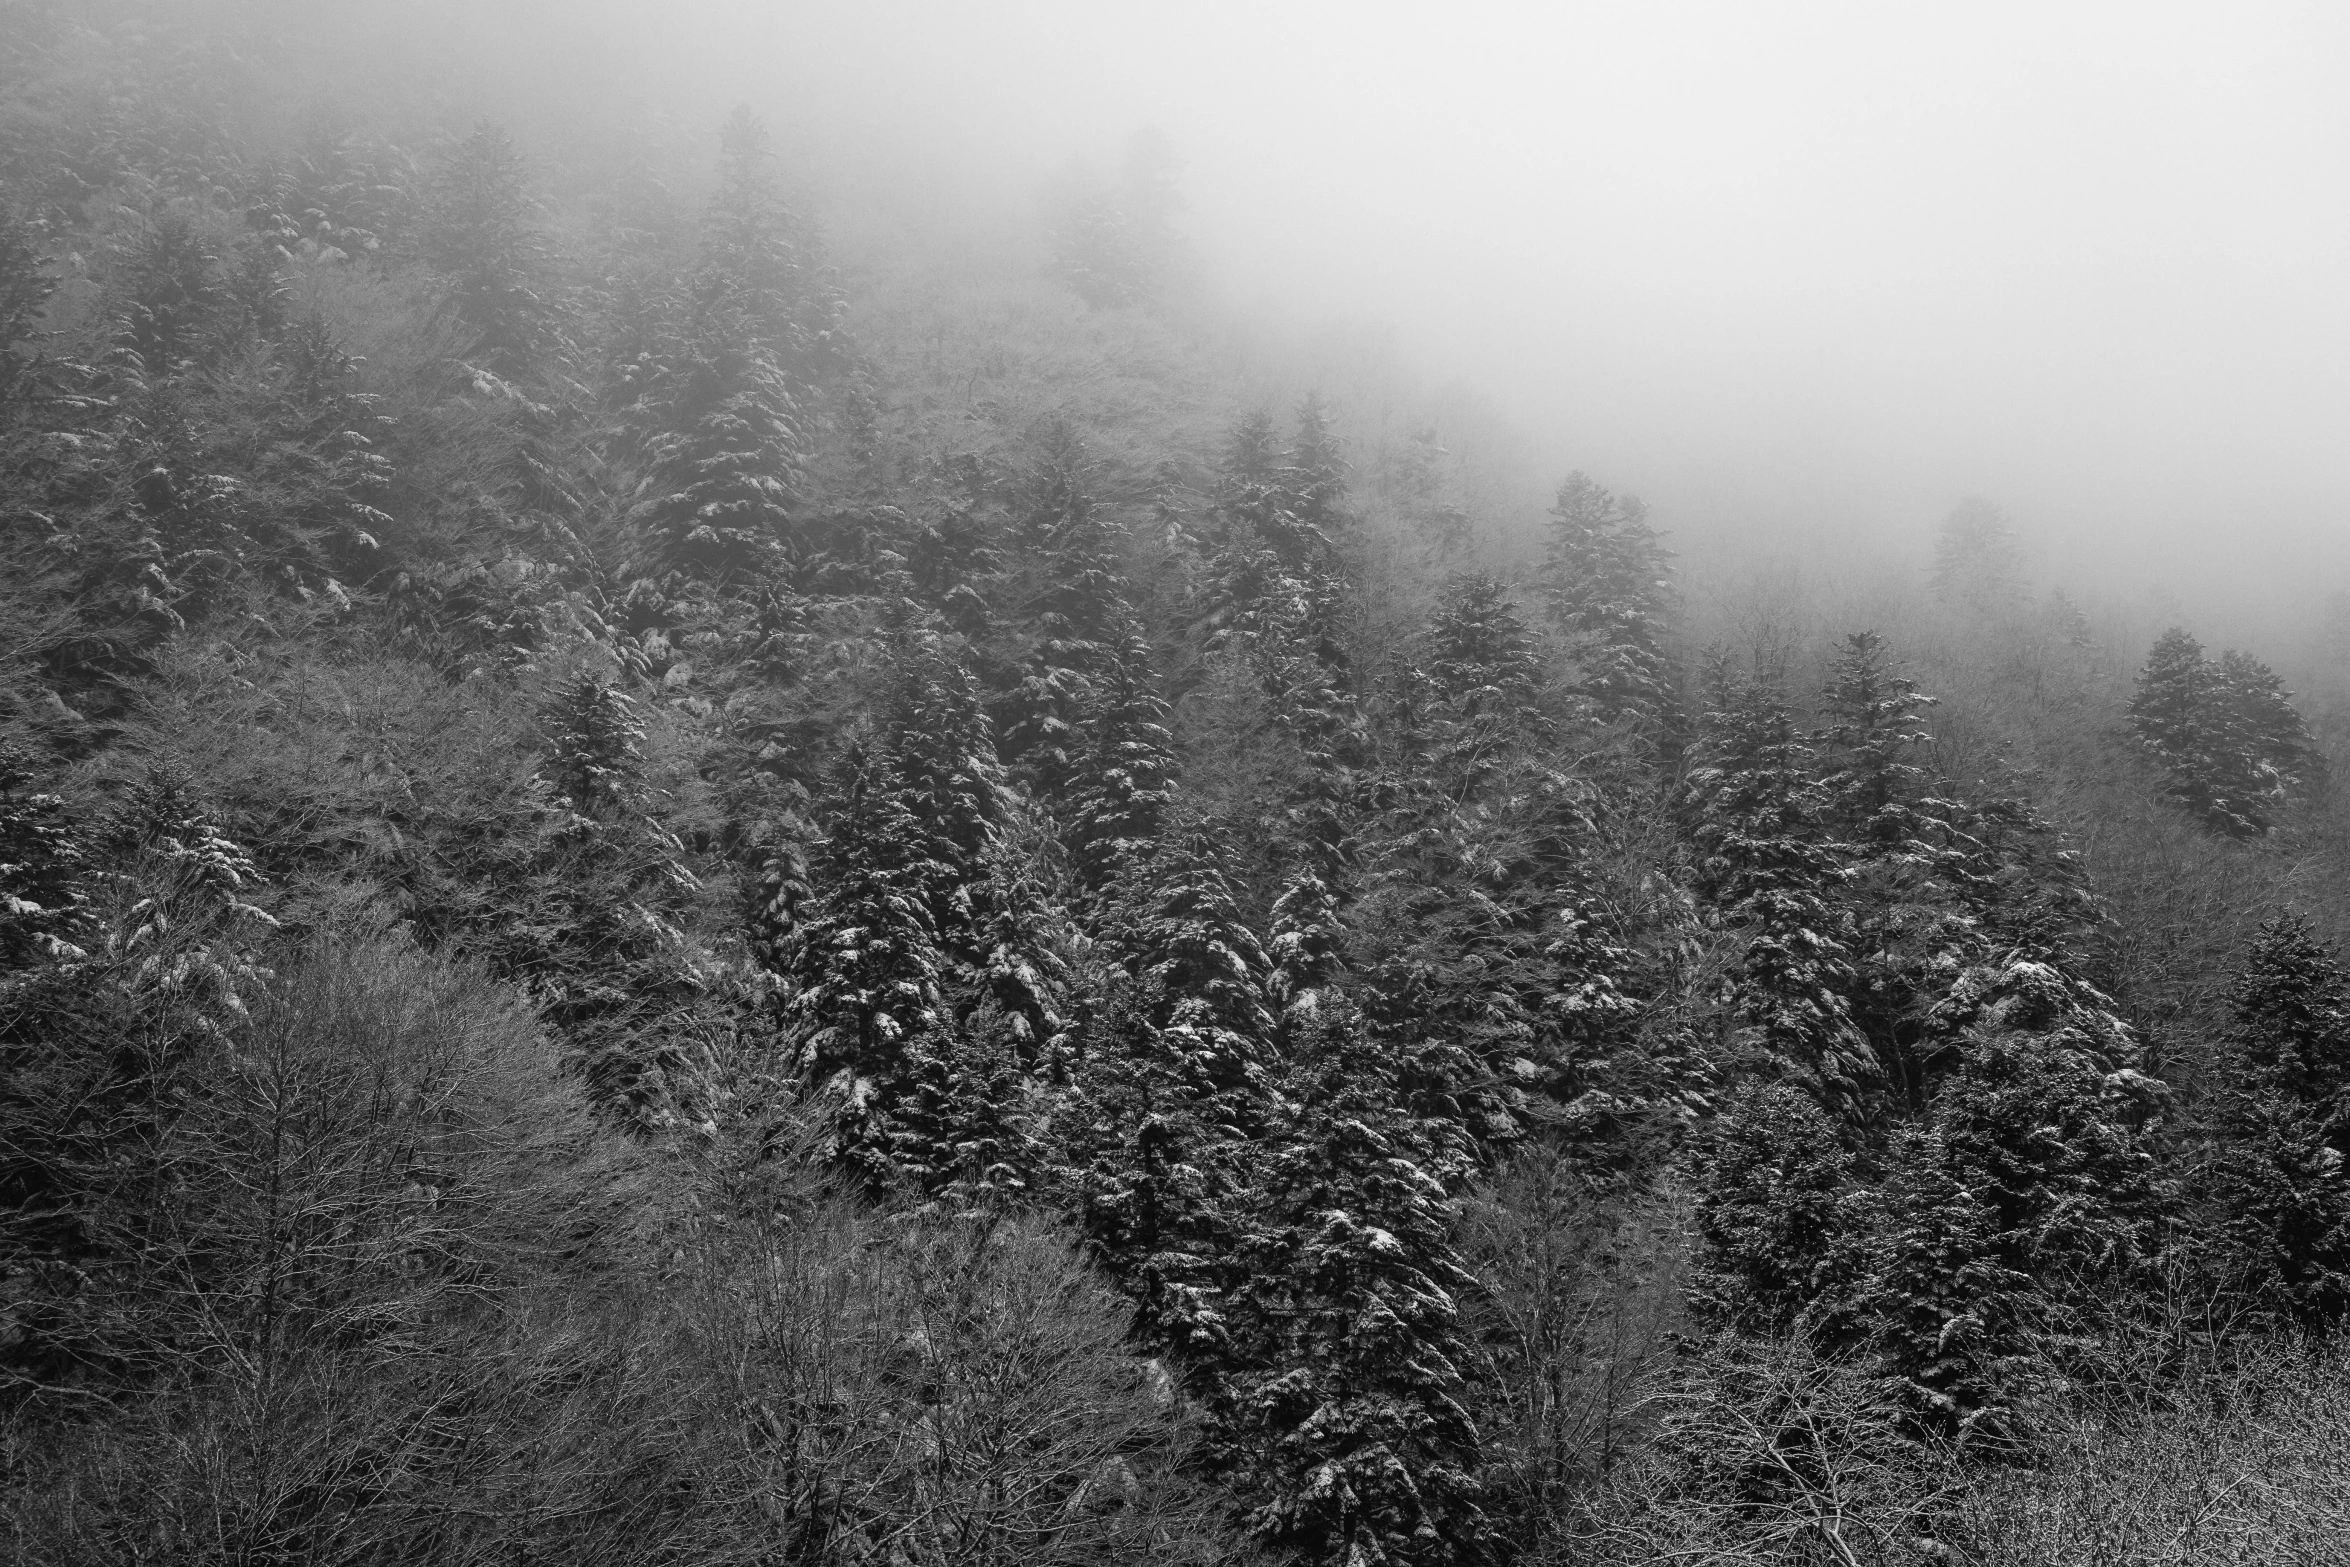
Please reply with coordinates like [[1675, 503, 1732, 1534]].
[[407, 0, 2350, 610]]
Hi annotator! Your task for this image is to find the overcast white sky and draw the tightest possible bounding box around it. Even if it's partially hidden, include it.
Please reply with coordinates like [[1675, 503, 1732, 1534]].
[[558, 0, 2350, 606]]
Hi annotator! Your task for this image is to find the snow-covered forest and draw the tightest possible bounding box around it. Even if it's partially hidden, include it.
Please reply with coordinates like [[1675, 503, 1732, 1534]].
[[10, 5, 2350, 1563]]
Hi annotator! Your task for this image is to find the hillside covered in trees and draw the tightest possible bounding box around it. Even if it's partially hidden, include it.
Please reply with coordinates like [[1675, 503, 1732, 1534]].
[[11, 7, 2350, 1564]]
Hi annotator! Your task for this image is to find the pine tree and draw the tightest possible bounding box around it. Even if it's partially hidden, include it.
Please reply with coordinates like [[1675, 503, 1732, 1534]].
[[1930, 495, 2023, 615], [424, 122, 548, 379], [2227, 914, 2350, 1109], [1691, 1081, 1858, 1336], [2203, 916, 2350, 1325], [1685, 662, 1871, 1111], [115, 211, 224, 374], [781, 738, 952, 1173], [1062, 633, 1182, 895], [625, 298, 804, 590], [0, 749, 87, 968], [1812, 631, 1981, 1107], [1859, 1125, 2042, 1445], [1540, 471, 1674, 723], [2128, 628, 2209, 763], [1059, 971, 1257, 1360], [1225, 1006, 1490, 1567], [539, 672, 648, 819], [2210, 648, 2323, 829], [703, 107, 807, 353]]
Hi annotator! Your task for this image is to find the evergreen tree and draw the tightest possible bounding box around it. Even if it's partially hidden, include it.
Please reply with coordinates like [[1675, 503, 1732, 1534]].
[[1691, 1081, 1858, 1337], [275, 312, 395, 566], [1540, 471, 1674, 723], [1225, 1007, 1490, 1567], [1812, 631, 1981, 1107], [2211, 648, 2323, 825], [702, 107, 807, 352], [2128, 627, 2210, 763], [0, 750, 87, 968], [2203, 916, 2350, 1325], [1930, 495, 2023, 615], [888, 1008, 1036, 1211], [1059, 971, 1257, 1360], [424, 122, 548, 378], [1815, 631, 1937, 855], [2227, 914, 2350, 1110], [781, 737, 953, 1172], [2128, 630, 2317, 836], [539, 672, 648, 819], [625, 295, 804, 590], [1881, 1030, 2162, 1402], [1685, 662, 1871, 1111], [1425, 576, 1544, 731], [995, 424, 1129, 801], [115, 211, 223, 374], [1859, 1124, 2043, 1445], [1062, 632, 1182, 895]]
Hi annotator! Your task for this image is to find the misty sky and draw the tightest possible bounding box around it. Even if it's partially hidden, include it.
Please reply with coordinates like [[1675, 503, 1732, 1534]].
[[549, 0, 2350, 607]]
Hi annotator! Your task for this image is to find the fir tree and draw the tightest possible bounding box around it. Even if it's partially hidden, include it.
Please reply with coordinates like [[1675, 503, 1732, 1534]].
[[1059, 971, 1256, 1360], [1225, 1006, 1490, 1567], [1812, 631, 1980, 1107], [1063, 634, 1182, 894], [539, 672, 648, 819], [702, 107, 807, 353], [1685, 662, 1871, 1111], [2210, 648, 2323, 827], [1540, 471, 1674, 723], [781, 738, 952, 1173], [1815, 631, 1937, 855], [625, 296, 804, 590], [1859, 1124, 2043, 1445], [1930, 495, 2023, 615], [2128, 627, 2210, 763], [2227, 914, 2350, 1110], [1425, 575, 1544, 727], [115, 211, 223, 374], [424, 122, 548, 379], [1691, 1081, 1858, 1336], [2203, 916, 2350, 1326], [1102, 824, 1279, 1094], [0, 750, 87, 968], [1790, 1019, 2166, 1445]]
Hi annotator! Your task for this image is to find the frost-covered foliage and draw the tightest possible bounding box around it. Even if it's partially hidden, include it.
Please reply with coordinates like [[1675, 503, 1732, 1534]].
[[2131, 627, 2323, 836], [8, 17, 2350, 1564]]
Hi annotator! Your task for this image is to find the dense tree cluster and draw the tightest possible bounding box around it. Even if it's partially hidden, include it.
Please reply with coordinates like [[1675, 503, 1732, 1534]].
[[2129, 626, 2322, 835], [5, 12, 2350, 1565]]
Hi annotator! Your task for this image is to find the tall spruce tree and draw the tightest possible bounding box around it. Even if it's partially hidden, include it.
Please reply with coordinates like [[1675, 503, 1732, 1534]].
[[1540, 471, 1674, 723], [2203, 916, 2350, 1325], [424, 122, 548, 379], [1686, 660, 1871, 1112], [1225, 1005, 1490, 1567], [2129, 630, 2317, 836]]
